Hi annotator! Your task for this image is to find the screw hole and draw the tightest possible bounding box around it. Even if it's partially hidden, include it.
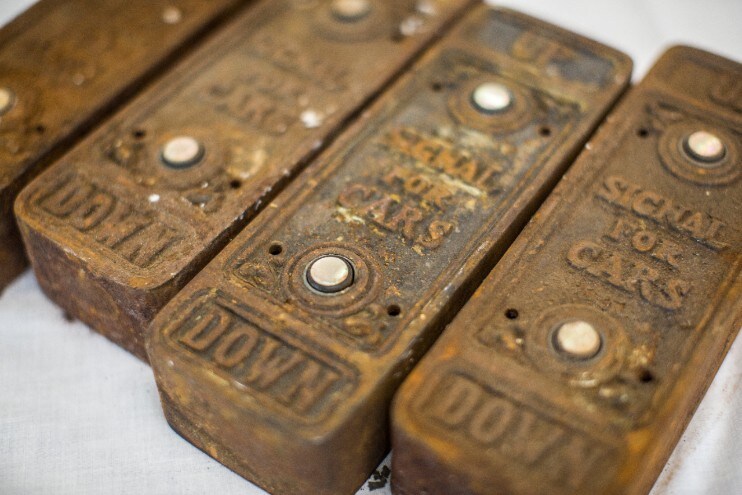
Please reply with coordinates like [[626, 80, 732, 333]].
[[229, 179, 242, 190], [133, 129, 146, 139], [637, 368, 654, 383], [431, 81, 444, 92], [35, 124, 46, 134], [387, 304, 401, 317], [637, 128, 649, 138], [505, 308, 519, 320], [539, 126, 552, 137], [268, 243, 283, 256]]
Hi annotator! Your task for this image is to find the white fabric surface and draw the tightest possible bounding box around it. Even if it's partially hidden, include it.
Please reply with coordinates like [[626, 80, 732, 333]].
[[1, 1, 740, 494]]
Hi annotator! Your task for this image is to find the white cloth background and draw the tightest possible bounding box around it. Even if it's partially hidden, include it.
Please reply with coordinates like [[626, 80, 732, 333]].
[[1, 1, 740, 494]]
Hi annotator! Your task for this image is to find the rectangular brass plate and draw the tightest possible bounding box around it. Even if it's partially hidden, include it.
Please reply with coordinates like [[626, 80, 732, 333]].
[[391, 46, 741, 495], [147, 6, 631, 495], [14, 0, 475, 359], [0, 0, 249, 292]]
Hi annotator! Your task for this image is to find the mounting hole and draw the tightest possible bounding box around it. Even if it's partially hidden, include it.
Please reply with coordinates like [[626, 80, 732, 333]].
[[505, 308, 519, 320], [35, 124, 46, 134], [133, 129, 147, 139], [387, 304, 401, 317], [268, 243, 283, 256], [637, 128, 649, 138], [539, 126, 552, 137], [229, 179, 242, 190], [637, 368, 654, 383], [431, 81, 444, 92]]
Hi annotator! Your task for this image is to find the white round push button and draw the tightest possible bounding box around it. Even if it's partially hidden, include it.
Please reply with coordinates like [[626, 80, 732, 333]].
[[306, 255, 354, 294]]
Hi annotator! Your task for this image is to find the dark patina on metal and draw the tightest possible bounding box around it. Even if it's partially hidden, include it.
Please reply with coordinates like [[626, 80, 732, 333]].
[[15, 0, 474, 359], [147, 6, 631, 495], [0, 0, 250, 293], [391, 46, 741, 495]]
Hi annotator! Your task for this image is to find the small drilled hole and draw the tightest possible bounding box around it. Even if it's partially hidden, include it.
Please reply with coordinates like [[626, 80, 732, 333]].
[[35, 124, 46, 134], [229, 179, 242, 190], [133, 129, 146, 139], [637, 128, 649, 138], [539, 126, 552, 137], [268, 243, 283, 256], [505, 308, 519, 320], [638, 368, 654, 383], [431, 81, 444, 92], [387, 304, 401, 317]]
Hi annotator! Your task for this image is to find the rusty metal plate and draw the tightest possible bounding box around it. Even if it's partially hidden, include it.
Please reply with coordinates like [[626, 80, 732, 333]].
[[0, 0, 251, 293], [146, 6, 631, 495], [391, 46, 742, 495], [15, 0, 475, 359]]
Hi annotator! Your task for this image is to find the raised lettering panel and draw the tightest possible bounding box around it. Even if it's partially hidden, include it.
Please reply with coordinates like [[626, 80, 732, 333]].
[[416, 373, 618, 494], [164, 291, 357, 424], [148, 6, 631, 495], [391, 46, 741, 495], [468, 9, 614, 86], [28, 172, 191, 271], [647, 48, 742, 115]]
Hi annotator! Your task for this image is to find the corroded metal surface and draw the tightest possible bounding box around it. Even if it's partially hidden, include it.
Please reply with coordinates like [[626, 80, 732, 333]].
[[15, 0, 474, 359], [147, 6, 631, 495], [0, 0, 250, 293], [391, 46, 741, 495]]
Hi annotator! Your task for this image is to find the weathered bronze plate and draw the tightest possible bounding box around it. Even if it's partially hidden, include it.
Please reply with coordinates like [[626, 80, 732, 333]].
[[146, 6, 631, 495], [391, 46, 741, 495], [0, 0, 250, 293], [15, 0, 475, 359]]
